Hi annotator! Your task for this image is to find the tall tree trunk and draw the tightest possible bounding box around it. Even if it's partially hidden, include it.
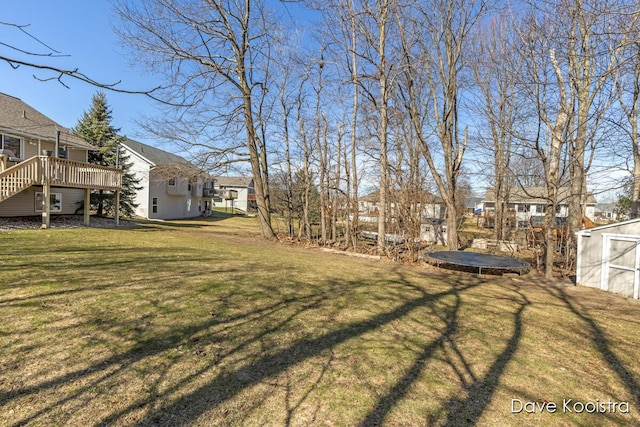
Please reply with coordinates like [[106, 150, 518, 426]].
[[349, 0, 360, 249], [544, 48, 570, 279], [376, 1, 391, 253]]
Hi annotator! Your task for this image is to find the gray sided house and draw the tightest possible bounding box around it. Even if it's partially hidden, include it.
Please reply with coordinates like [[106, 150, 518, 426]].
[[212, 176, 255, 213], [358, 190, 445, 222], [0, 93, 122, 226], [576, 218, 640, 299], [121, 139, 210, 220], [482, 186, 596, 228], [358, 190, 447, 244]]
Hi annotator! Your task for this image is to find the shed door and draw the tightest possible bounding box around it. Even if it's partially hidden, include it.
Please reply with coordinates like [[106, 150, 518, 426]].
[[602, 234, 640, 299]]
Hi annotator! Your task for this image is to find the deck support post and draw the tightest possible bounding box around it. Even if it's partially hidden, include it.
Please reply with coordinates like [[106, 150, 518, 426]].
[[84, 188, 91, 226], [115, 190, 120, 226], [41, 181, 50, 229]]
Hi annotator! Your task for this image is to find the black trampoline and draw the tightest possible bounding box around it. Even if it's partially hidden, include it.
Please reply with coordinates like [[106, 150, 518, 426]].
[[424, 251, 530, 275]]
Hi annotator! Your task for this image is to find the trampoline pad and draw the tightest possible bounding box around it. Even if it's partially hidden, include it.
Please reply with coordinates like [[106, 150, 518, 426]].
[[425, 251, 529, 272]]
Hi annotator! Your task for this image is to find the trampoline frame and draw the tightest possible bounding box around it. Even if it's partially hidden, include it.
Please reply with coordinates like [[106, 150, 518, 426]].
[[424, 251, 530, 275]]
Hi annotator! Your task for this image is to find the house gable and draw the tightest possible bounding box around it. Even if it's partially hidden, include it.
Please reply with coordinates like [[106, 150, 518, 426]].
[[121, 139, 208, 220]]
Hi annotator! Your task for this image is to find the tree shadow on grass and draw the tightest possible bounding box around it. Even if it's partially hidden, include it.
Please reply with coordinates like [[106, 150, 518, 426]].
[[3, 265, 502, 427], [94, 276, 479, 427], [2, 290, 328, 427], [357, 281, 465, 426], [357, 280, 530, 426], [440, 287, 530, 426], [542, 284, 640, 408]]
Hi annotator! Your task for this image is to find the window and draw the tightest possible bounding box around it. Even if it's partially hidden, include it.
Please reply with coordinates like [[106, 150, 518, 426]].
[[1, 134, 23, 159], [152, 197, 158, 214], [188, 183, 192, 191], [535, 204, 546, 214], [168, 178, 176, 186], [35, 192, 62, 212], [517, 204, 529, 213]]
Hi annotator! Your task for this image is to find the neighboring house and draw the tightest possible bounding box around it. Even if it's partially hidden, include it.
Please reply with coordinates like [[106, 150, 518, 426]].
[[0, 93, 122, 227], [358, 190, 447, 244], [121, 139, 209, 219], [594, 202, 619, 222], [464, 196, 484, 215], [358, 190, 445, 223], [212, 176, 255, 213], [576, 218, 640, 299], [482, 186, 596, 228]]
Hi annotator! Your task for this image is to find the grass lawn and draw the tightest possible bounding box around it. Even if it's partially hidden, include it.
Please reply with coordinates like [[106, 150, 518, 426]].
[[1, 216, 639, 426]]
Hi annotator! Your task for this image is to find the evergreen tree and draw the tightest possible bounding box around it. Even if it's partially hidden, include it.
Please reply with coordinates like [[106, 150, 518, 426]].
[[73, 92, 141, 217]]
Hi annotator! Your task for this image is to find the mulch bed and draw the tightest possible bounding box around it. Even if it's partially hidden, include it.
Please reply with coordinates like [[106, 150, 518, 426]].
[[0, 215, 139, 230]]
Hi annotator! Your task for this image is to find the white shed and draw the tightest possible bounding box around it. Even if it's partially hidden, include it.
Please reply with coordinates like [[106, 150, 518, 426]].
[[576, 218, 640, 299]]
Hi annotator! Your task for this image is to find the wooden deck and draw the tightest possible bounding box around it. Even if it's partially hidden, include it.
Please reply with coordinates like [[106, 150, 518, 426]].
[[0, 156, 122, 202]]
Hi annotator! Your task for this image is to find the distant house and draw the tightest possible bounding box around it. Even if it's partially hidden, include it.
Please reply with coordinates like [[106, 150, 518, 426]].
[[0, 93, 121, 226], [212, 176, 255, 212], [121, 139, 210, 219], [357, 190, 447, 244], [358, 190, 445, 223], [464, 196, 484, 215], [594, 202, 619, 222], [482, 186, 596, 228]]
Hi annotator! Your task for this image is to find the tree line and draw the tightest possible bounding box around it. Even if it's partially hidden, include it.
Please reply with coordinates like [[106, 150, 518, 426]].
[[106, 0, 640, 277]]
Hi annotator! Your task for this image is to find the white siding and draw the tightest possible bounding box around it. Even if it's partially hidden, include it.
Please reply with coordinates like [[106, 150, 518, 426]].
[[147, 172, 203, 219], [121, 144, 207, 220], [212, 187, 250, 212], [577, 219, 640, 297]]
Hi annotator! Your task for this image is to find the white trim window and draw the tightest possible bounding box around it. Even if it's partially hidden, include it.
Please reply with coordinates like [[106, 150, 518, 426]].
[[1, 134, 23, 159], [35, 192, 62, 213]]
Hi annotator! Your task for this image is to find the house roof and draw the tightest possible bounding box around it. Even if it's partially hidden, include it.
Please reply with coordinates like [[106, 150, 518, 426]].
[[122, 138, 204, 178], [483, 186, 596, 204], [595, 202, 616, 211], [465, 196, 483, 208], [576, 217, 640, 236], [121, 138, 191, 166], [0, 92, 93, 150], [214, 176, 253, 188]]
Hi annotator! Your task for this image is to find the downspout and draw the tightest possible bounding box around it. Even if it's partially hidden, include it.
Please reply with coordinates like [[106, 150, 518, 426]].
[[55, 130, 60, 158]]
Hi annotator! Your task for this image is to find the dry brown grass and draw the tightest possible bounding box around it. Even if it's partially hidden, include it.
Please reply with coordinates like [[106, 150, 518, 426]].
[[1, 216, 639, 426]]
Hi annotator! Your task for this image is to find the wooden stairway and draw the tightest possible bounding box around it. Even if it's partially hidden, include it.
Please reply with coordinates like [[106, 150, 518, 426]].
[[0, 157, 40, 202]]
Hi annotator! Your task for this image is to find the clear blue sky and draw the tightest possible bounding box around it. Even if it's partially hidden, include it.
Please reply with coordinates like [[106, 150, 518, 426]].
[[0, 1, 161, 144]]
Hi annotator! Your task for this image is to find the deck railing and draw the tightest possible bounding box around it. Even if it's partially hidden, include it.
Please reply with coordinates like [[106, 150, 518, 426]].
[[0, 156, 40, 202], [41, 156, 122, 190], [0, 156, 122, 202]]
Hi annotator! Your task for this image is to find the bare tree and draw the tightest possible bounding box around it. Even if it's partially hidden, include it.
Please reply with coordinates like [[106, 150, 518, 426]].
[[346, 0, 396, 252], [512, 9, 572, 278], [314, 0, 365, 249], [615, 29, 640, 218], [397, 0, 491, 250], [1, 21, 162, 97], [532, 0, 639, 267], [470, 16, 520, 242], [114, 0, 278, 238]]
